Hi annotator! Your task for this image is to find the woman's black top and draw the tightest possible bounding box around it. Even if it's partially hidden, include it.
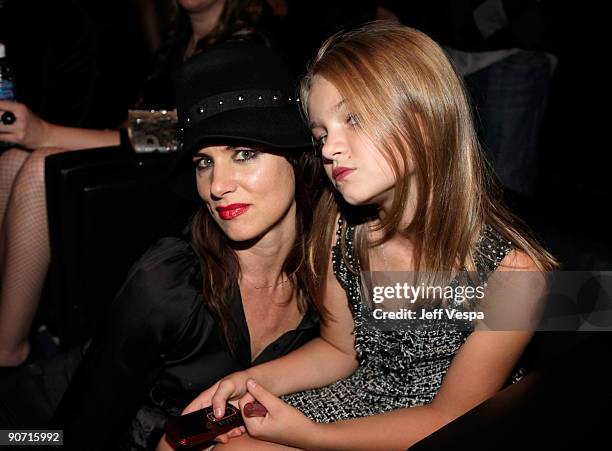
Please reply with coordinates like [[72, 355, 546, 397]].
[[53, 237, 319, 450]]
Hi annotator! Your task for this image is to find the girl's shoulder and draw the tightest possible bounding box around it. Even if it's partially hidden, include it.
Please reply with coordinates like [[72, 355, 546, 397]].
[[497, 248, 541, 272], [478, 225, 541, 273], [475, 225, 514, 274]]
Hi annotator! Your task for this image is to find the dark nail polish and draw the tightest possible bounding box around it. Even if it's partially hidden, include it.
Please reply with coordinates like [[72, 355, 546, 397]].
[[243, 402, 268, 417]]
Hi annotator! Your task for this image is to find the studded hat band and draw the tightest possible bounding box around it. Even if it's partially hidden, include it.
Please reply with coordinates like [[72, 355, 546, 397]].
[[181, 89, 301, 130]]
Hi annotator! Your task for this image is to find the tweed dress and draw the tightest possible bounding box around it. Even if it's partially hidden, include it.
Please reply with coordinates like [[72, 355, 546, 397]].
[[282, 217, 515, 422]]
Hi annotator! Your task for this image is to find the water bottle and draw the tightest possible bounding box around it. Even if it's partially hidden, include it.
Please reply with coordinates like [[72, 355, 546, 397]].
[[1, 42, 16, 147], [0, 42, 16, 101]]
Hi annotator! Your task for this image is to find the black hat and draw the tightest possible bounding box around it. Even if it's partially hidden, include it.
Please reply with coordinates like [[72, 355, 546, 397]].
[[174, 39, 311, 155]]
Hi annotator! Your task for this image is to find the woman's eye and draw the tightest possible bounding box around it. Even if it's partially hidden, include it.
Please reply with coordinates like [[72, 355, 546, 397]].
[[194, 157, 213, 170], [234, 149, 258, 161], [314, 135, 327, 148]]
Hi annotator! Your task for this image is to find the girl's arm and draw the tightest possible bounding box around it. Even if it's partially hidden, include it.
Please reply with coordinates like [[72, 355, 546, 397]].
[[241, 250, 545, 451], [244, 263, 358, 396], [185, 242, 359, 416], [305, 329, 534, 450]]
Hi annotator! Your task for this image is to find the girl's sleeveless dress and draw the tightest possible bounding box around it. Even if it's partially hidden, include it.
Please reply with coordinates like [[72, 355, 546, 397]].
[[283, 217, 516, 422]]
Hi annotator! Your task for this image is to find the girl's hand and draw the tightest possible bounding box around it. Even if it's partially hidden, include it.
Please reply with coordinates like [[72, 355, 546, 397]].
[[0, 100, 49, 149], [239, 379, 318, 448]]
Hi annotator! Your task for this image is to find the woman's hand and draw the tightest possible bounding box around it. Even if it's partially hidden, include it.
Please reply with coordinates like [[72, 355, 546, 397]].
[[0, 100, 50, 149], [181, 371, 251, 444], [239, 379, 318, 449]]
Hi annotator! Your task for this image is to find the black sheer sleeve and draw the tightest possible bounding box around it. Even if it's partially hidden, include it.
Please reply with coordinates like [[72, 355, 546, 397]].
[[53, 237, 210, 450]]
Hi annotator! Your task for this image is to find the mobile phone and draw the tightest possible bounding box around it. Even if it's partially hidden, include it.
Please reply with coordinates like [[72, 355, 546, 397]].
[[164, 404, 244, 449]]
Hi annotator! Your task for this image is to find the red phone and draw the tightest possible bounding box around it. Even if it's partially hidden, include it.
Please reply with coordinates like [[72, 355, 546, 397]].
[[164, 403, 268, 449], [164, 405, 243, 449]]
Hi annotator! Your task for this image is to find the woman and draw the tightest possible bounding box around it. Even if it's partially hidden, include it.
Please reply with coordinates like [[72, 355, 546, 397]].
[[0, 0, 267, 366], [179, 23, 557, 450], [46, 40, 321, 450]]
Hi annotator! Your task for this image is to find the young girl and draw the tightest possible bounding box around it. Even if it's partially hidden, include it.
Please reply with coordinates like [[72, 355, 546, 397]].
[[175, 23, 557, 451]]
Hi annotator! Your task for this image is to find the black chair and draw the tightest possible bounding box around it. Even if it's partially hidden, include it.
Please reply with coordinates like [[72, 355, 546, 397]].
[[410, 192, 612, 449], [411, 332, 612, 450], [41, 145, 195, 347]]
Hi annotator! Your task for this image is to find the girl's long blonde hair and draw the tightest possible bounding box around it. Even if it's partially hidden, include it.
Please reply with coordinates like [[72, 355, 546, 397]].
[[302, 23, 557, 318]]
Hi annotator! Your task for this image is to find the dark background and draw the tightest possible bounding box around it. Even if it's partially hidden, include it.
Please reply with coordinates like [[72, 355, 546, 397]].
[[2, 0, 605, 249]]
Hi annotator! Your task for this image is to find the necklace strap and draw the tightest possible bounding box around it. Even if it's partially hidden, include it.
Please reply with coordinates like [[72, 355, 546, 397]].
[[379, 242, 390, 271], [242, 277, 290, 290]]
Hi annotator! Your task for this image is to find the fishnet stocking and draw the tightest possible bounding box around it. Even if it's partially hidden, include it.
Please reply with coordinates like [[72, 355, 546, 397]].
[[0, 147, 64, 366], [0, 148, 29, 236]]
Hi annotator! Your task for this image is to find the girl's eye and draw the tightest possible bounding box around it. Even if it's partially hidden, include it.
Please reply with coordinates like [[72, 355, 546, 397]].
[[234, 149, 259, 161], [194, 157, 213, 170], [347, 114, 359, 127]]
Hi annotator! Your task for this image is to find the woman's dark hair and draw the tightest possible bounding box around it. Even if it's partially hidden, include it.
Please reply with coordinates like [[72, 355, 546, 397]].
[[138, 0, 265, 108], [161, 0, 263, 62], [191, 148, 322, 352]]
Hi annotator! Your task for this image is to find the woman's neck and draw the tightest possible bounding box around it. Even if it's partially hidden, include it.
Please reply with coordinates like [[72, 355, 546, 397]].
[[236, 205, 298, 288], [237, 245, 292, 289], [187, 0, 226, 43]]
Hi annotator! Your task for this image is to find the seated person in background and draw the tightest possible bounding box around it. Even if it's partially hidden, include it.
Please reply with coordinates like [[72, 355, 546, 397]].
[[50, 40, 322, 450], [176, 23, 558, 451], [0, 0, 268, 367]]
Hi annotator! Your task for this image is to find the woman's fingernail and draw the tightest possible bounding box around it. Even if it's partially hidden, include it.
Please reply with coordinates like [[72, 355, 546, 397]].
[[215, 408, 223, 417], [247, 379, 257, 389]]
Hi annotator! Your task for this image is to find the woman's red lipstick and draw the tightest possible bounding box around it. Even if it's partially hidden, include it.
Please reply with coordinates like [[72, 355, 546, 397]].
[[216, 203, 250, 220], [332, 166, 355, 182]]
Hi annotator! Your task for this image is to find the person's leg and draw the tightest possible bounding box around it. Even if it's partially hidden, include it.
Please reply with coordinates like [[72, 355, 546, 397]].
[[0, 147, 64, 366], [213, 435, 302, 450], [157, 434, 303, 451], [0, 148, 29, 233]]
